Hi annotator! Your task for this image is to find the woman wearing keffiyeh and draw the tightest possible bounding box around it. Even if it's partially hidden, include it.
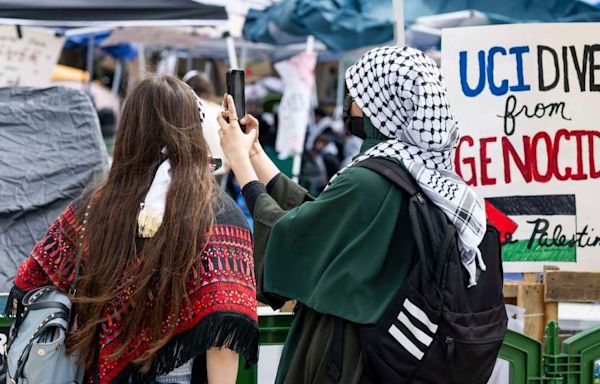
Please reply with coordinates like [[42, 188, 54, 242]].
[[7, 75, 258, 384], [219, 47, 486, 383]]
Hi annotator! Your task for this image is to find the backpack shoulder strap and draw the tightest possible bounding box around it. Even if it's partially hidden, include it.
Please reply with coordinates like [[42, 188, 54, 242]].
[[355, 158, 419, 196]]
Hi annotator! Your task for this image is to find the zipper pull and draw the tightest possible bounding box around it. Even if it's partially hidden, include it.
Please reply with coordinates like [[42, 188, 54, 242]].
[[446, 336, 455, 363], [416, 193, 425, 204]]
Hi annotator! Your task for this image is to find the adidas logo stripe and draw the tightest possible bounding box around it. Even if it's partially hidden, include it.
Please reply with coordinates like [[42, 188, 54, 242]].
[[388, 299, 438, 360], [389, 323, 425, 360], [398, 311, 433, 346], [402, 299, 438, 333]]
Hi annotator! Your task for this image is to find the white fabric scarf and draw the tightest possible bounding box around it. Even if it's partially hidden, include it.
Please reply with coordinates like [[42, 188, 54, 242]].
[[337, 46, 487, 286], [137, 89, 205, 238], [138, 152, 171, 238]]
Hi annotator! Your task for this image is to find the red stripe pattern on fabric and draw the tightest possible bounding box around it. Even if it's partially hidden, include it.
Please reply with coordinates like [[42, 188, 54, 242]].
[[15, 204, 256, 384]]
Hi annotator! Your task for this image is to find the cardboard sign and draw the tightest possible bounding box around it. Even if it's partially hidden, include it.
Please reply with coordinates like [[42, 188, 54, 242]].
[[442, 24, 600, 272], [0, 26, 64, 87]]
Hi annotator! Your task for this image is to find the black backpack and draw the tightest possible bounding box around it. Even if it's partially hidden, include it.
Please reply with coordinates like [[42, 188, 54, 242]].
[[353, 158, 507, 384]]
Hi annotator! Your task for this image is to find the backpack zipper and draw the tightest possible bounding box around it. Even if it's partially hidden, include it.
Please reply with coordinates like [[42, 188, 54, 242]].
[[445, 336, 455, 362], [449, 336, 505, 345], [416, 193, 425, 204], [445, 335, 505, 362]]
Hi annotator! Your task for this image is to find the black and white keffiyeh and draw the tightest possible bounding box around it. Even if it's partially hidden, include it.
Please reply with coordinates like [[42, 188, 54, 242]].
[[339, 46, 486, 286]]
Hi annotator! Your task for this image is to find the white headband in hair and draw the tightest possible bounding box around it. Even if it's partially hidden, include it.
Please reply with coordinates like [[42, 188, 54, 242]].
[[182, 70, 200, 83]]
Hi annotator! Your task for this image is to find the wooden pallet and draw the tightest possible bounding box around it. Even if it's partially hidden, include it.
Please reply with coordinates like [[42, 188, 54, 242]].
[[503, 268, 600, 341]]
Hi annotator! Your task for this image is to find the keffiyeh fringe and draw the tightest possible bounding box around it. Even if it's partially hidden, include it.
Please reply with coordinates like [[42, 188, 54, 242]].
[[460, 244, 487, 288]]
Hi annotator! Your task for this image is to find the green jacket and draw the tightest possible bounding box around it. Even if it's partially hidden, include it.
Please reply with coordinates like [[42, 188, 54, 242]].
[[252, 166, 414, 383]]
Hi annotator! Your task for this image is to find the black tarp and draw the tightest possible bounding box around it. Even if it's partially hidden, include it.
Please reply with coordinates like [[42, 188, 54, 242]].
[[0, 0, 227, 26], [0, 87, 109, 291]]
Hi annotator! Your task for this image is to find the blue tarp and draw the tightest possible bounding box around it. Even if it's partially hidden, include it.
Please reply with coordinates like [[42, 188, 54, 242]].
[[404, 0, 600, 25], [243, 0, 394, 52], [64, 31, 138, 61], [243, 0, 600, 52]]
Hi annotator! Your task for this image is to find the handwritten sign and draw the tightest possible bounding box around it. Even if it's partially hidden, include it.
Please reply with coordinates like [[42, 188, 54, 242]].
[[0, 26, 64, 87], [442, 24, 600, 272], [275, 51, 317, 158]]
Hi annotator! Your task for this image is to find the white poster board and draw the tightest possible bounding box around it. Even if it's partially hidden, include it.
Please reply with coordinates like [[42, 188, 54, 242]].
[[0, 26, 65, 87], [275, 51, 317, 158], [442, 23, 600, 272]]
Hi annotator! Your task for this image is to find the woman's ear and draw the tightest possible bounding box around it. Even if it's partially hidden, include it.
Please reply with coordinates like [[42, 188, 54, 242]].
[[350, 101, 363, 117]]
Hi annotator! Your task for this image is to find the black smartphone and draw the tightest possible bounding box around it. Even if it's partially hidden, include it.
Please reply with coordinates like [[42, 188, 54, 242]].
[[226, 69, 245, 129]]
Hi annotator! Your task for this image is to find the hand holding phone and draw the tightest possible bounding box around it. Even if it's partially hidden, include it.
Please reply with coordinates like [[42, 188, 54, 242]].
[[226, 69, 245, 130]]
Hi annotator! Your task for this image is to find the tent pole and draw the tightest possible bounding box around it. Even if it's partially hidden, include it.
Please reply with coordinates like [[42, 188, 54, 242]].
[[203, 60, 213, 77], [334, 58, 345, 121], [291, 147, 302, 183], [226, 35, 239, 69], [186, 53, 193, 72], [394, 0, 405, 45], [86, 34, 95, 92], [306, 35, 315, 53], [291, 152, 302, 181], [309, 37, 318, 111], [112, 59, 123, 95], [138, 44, 146, 78], [240, 46, 248, 70]]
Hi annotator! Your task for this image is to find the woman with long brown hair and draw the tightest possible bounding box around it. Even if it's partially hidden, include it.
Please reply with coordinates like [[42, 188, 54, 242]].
[[7, 75, 258, 383]]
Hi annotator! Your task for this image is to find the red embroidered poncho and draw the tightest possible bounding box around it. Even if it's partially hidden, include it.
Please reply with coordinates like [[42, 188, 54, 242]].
[[12, 195, 258, 383]]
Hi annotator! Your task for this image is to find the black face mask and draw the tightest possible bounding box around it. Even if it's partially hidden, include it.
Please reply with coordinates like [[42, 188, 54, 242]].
[[343, 94, 366, 139], [344, 116, 366, 140]]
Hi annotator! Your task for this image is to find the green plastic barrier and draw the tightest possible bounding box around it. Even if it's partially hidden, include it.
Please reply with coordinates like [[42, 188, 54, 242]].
[[545, 320, 600, 384], [563, 324, 600, 384], [237, 312, 294, 384], [544, 321, 569, 381], [498, 329, 545, 383]]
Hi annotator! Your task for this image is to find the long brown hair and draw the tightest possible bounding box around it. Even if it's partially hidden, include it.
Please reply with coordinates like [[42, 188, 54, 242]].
[[70, 75, 217, 370]]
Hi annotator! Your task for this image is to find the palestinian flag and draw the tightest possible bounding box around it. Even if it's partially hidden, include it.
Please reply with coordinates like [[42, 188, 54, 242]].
[[486, 195, 577, 262], [485, 200, 517, 244]]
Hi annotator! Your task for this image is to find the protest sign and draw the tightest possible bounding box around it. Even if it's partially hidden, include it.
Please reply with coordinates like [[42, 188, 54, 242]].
[[275, 51, 317, 158], [442, 24, 600, 272], [0, 26, 64, 87]]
